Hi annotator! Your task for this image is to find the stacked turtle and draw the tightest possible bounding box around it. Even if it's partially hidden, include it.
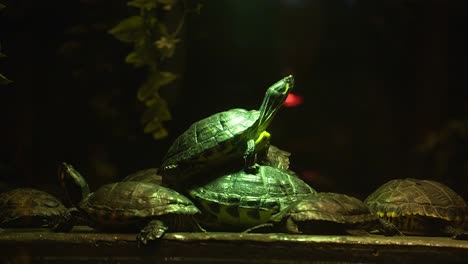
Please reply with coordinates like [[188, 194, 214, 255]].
[[156, 75, 318, 231]]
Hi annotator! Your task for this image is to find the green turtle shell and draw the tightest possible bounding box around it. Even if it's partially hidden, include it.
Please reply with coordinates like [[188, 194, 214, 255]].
[[364, 178, 467, 236], [0, 188, 70, 228], [79, 181, 200, 230], [189, 165, 316, 230], [160, 109, 260, 184], [121, 168, 162, 185], [271, 192, 379, 234]]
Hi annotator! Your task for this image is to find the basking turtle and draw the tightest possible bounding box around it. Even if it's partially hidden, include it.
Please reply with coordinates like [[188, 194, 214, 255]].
[[364, 178, 467, 239], [257, 144, 291, 170], [58, 162, 201, 244], [121, 168, 162, 185], [0, 188, 71, 230], [270, 192, 400, 235], [159, 75, 294, 189], [189, 165, 316, 231]]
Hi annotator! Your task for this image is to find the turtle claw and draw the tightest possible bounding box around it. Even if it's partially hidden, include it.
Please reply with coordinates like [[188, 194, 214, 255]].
[[245, 163, 260, 174], [137, 220, 168, 246], [243, 139, 257, 169], [242, 223, 274, 233], [442, 225, 467, 240], [379, 218, 403, 236]]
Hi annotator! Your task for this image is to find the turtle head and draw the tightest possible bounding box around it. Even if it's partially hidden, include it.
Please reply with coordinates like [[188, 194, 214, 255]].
[[58, 162, 91, 207], [256, 75, 294, 133]]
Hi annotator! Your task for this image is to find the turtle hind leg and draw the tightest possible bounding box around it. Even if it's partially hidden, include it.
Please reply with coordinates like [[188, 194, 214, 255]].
[[53, 207, 81, 232], [137, 220, 168, 245], [442, 225, 467, 240]]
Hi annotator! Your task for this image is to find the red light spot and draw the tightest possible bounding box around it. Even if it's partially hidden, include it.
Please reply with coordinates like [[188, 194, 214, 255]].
[[284, 93, 304, 107]]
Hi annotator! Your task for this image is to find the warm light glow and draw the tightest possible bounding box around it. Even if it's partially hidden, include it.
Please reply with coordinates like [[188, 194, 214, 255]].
[[284, 93, 303, 107]]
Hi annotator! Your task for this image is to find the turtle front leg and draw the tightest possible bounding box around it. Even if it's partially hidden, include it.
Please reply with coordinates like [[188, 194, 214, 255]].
[[243, 139, 259, 173], [54, 207, 81, 232], [378, 218, 403, 236], [137, 219, 168, 245], [244, 131, 271, 173]]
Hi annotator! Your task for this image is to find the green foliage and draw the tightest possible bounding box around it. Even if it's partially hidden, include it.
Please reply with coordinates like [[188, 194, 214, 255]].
[[0, 3, 12, 85], [109, 0, 200, 139]]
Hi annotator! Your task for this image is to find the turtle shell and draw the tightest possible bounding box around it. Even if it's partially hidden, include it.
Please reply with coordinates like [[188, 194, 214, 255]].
[[121, 168, 162, 185], [160, 109, 260, 183], [189, 165, 316, 230], [79, 181, 200, 230], [364, 178, 467, 235], [0, 188, 70, 228], [271, 192, 379, 234]]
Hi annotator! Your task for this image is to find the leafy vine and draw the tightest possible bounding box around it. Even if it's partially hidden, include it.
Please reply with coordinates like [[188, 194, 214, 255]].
[[109, 0, 200, 139]]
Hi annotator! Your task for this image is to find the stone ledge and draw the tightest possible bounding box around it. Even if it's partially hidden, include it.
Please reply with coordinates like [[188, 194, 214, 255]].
[[0, 227, 467, 263]]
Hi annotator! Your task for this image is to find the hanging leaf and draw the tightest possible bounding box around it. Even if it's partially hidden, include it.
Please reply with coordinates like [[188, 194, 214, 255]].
[[141, 95, 171, 124], [0, 73, 12, 85], [156, 71, 177, 86], [137, 76, 159, 102], [0, 52, 6, 58], [125, 51, 146, 67], [0, 3, 5, 10], [143, 117, 169, 139], [137, 71, 177, 101], [152, 127, 169, 139], [108, 16, 144, 43], [128, 0, 159, 10]]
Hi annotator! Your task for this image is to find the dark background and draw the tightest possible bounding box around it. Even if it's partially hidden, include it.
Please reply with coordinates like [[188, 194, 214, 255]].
[[0, 0, 466, 201]]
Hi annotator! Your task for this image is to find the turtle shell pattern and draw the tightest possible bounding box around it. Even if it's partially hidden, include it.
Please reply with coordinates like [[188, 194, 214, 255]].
[[0, 188, 70, 228], [272, 192, 377, 225], [189, 165, 316, 229], [160, 109, 260, 180], [121, 168, 162, 185], [79, 181, 200, 229], [364, 178, 467, 233]]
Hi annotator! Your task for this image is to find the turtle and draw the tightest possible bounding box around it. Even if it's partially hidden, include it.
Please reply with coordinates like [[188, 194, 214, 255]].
[[188, 164, 316, 231], [0, 188, 71, 230], [159, 75, 294, 189], [121, 168, 162, 185], [58, 162, 201, 244], [364, 178, 467, 239], [270, 192, 401, 236], [257, 144, 291, 170]]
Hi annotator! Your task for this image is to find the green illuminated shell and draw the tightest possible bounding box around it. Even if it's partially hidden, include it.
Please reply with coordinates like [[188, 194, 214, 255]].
[[189, 165, 316, 231], [159, 76, 294, 188], [271, 192, 382, 235], [0, 188, 70, 229], [364, 178, 467, 237]]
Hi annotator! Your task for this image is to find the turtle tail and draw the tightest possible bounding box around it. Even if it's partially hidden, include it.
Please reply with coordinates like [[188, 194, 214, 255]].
[[58, 162, 91, 207]]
